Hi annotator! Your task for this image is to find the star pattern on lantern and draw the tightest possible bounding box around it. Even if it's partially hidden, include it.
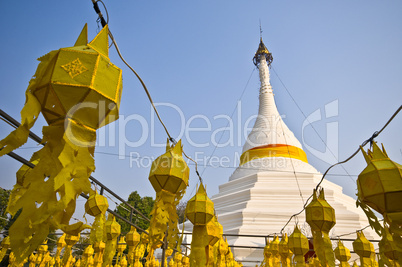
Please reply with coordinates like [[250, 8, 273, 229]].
[[61, 58, 88, 79]]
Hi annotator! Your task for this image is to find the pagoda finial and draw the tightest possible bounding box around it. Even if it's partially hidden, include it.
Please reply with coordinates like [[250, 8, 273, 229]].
[[259, 19, 263, 39], [253, 34, 273, 67]]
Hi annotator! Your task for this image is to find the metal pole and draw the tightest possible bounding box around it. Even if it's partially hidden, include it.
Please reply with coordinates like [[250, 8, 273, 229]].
[[160, 225, 168, 267]]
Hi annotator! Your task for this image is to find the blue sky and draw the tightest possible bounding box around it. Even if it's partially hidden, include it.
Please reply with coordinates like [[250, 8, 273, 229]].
[[0, 1, 401, 219]]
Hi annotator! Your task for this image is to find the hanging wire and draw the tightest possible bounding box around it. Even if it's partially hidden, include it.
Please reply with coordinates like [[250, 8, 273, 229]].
[[271, 66, 356, 184], [91, 0, 174, 143], [107, 30, 174, 143], [280, 104, 402, 234], [182, 150, 203, 184], [335, 219, 384, 239], [278, 111, 305, 205]]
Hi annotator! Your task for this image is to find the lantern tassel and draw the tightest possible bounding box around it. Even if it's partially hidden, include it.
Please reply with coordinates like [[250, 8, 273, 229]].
[[90, 213, 107, 245], [390, 231, 402, 267], [189, 226, 209, 267], [62, 246, 73, 266], [102, 238, 118, 267], [312, 231, 335, 267], [6, 122, 94, 263], [356, 199, 383, 236]]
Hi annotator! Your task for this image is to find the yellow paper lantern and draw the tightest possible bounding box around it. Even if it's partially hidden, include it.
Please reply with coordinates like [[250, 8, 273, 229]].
[[185, 182, 216, 267], [334, 240, 351, 267], [305, 189, 336, 233], [149, 140, 189, 196], [32, 23, 122, 130], [353, 231, 375, 267], [279, 234, 293, 267], [126, 227, 141, 267], [270, 236, 281, 267], [1, 23, 123, 263], [353, 231, 374, 257], [105, 214, 121, 240], [126, 226, 141, 247], [288, 226, 309, 267], [358, 142, 402, 226], [118, 236, 127, 253], [186, 183, 215, 225], [262, 239, 272, 267], [288, 226, 309, 256], [85, 190, 109, 217]]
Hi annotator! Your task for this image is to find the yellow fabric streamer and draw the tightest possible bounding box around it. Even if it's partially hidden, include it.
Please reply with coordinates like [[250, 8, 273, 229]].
[[6, 123, 92, 262], [239, 144, 308, 165]]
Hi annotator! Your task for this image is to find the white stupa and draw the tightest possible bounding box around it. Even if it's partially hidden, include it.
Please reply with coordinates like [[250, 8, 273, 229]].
[[211, 38, 378, 265]]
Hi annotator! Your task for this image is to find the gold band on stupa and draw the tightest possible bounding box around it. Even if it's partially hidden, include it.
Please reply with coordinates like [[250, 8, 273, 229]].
[[239, 144, 308, 166]]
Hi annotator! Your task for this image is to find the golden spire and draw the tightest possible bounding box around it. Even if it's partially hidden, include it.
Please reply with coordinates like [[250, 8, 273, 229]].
[[253, 37, 273, 67]]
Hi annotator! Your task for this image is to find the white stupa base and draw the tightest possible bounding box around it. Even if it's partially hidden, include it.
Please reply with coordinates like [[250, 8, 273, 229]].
[[211, 167, 379, 265]]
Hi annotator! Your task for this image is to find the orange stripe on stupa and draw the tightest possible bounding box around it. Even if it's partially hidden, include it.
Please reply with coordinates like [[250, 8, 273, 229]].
[[239, 144, 308, 166]]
